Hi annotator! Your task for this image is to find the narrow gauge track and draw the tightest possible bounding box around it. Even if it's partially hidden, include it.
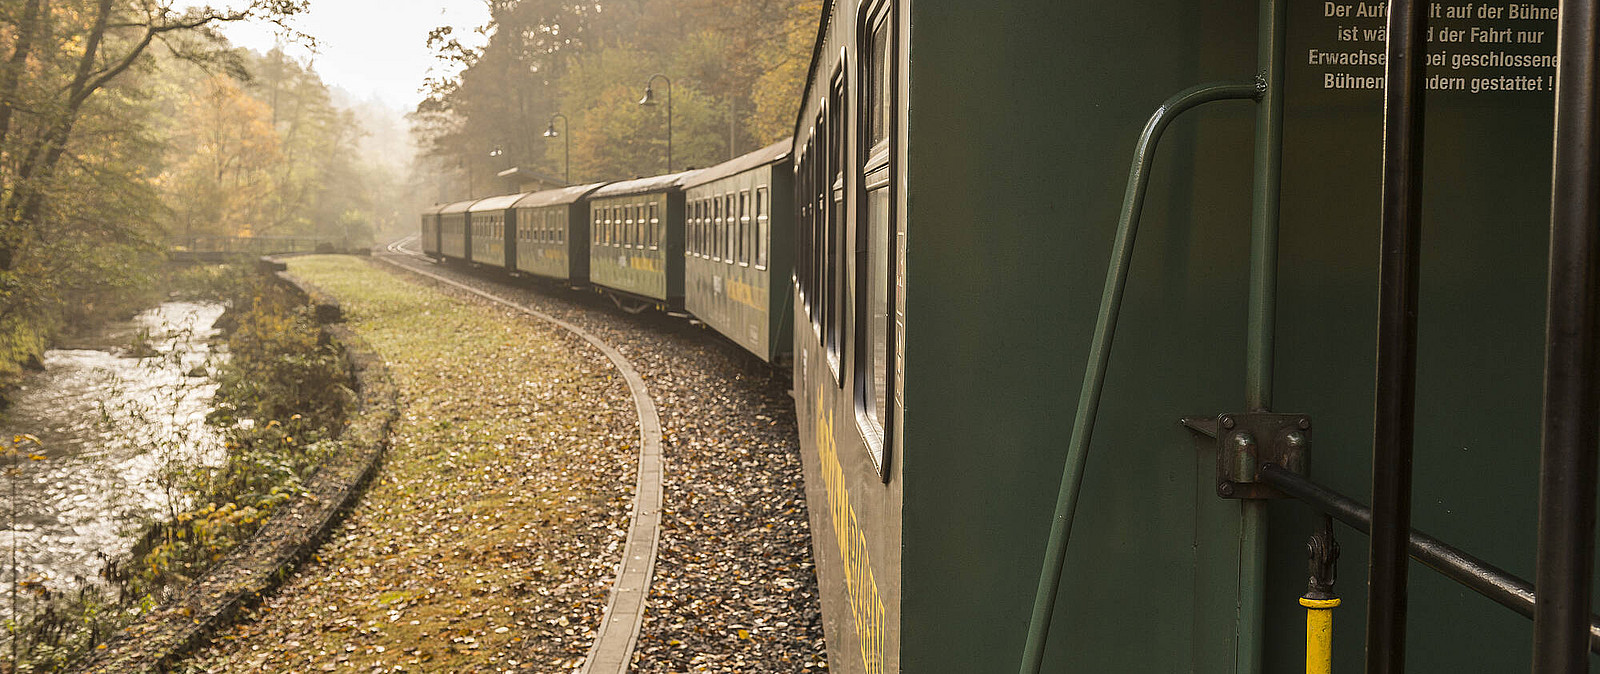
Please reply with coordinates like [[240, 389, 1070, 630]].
[[378, 238, 663, 674], [373, 241, 827, 672]]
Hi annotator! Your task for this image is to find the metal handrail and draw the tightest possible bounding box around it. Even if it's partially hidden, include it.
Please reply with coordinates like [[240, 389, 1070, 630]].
[[1257, 464, 1600, 655], [1018, 80, 1259, 674]]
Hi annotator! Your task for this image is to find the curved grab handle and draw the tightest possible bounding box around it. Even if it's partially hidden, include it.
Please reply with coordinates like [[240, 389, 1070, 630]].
[[1019, 81, 1260, 674]]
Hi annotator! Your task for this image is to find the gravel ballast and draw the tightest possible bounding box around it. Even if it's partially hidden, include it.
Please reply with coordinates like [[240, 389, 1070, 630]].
[[374, 253, 828, 673]]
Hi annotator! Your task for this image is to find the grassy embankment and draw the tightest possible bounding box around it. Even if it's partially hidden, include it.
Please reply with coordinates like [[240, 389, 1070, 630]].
[[185, 256, 637, 673]]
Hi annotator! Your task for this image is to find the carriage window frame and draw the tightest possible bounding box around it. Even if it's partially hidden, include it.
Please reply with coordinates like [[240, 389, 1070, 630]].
[[648, 202, 659, 250], [738, 190, 751, 267], [824, 64, 846, 381], [714, 195, 723, 262], [729, 192, 739, 264], [853, 0, 897, 473], [756, 186, 770, 270], [697, 200, 707, 257]]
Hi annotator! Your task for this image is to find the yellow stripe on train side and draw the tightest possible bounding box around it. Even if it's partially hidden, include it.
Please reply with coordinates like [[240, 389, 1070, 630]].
[[816, 385, 886, 674]]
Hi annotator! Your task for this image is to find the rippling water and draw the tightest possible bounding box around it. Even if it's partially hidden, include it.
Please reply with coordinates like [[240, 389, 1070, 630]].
[[0, 301, 225, 608]]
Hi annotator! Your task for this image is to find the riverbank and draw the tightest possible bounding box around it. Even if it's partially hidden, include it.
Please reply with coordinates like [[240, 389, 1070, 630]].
[[183, 256, 639, 672]]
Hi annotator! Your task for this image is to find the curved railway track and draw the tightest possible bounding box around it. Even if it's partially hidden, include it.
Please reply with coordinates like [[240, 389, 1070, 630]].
[[376, 238, 664, 674]]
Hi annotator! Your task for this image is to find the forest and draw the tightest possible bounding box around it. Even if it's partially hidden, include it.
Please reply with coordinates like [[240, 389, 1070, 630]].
[[0, 0, 406, 381], [414, 0, 821, 197], [0, 0, 822, 388]]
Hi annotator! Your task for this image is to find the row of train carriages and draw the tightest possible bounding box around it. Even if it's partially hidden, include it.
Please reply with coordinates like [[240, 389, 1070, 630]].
[[418, 0, 1599, 670], [419, 139, 793, 363]]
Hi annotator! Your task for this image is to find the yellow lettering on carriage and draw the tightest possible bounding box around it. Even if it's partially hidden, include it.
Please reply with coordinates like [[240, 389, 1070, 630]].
[[816, 386, 886, 674], [726, 279, 768, 313]]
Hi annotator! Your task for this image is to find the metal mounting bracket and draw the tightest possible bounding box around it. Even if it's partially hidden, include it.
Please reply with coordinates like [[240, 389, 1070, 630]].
[[1181, 412, 1310, 499]]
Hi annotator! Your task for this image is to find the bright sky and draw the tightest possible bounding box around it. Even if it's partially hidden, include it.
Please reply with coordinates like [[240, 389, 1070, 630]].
[[215, 0, 490, 111]]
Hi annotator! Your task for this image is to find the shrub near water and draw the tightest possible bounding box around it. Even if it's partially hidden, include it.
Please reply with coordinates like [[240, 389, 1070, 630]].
[[2, 271, 354, 673], [132, 275, 352, 595]]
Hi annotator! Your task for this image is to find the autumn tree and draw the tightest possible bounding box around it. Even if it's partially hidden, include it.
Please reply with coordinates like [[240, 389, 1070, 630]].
[[0, 0, 303, 372], [414, 0, 818, 190], [163, 75, 281, 240]]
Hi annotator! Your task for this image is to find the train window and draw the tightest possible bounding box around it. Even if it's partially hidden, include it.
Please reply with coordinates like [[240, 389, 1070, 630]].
[[713, 198, 723, 261], [856, 1, 897, 463], [737, 191, 749, 266], [729, 192, 739, 264], [825, 71, 845, 371], [756, 187, 770, 269], [813, 119, 826, 335], [648, 203, 659, 250], [592, 209, 600, 245], [869, 16, 890, 150], [632, 205, 642, 248]]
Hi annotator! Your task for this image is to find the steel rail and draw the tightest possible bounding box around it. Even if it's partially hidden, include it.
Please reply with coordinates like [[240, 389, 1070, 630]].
[[1533, 0, 1600, 670], [1259, 465, 1600, 655], [1019, 80, 1258, 674], [374, 248, 666, 674], [1366, 1, 1430, 671]]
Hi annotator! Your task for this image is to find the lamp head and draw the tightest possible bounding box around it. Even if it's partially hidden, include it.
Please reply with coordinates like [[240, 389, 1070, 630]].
[[544, 123, 559, 138], [638, 85, 657, 106]]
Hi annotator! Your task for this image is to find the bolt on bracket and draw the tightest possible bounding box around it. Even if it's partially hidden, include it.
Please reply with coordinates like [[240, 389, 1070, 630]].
[[1181, 412, 1310, 499]]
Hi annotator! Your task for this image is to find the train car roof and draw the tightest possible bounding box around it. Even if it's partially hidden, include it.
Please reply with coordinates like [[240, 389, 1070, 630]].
[[682, 139, 793, 189], [421, 203, 447, 216], [468, 193, 527, 213], [590, 169, 705, 199], [439, 198, 489, 215], [512, 182, 609, 209]]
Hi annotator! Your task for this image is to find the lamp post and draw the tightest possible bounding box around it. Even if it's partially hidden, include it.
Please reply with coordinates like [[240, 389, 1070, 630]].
[[544, 113, 570, 185], [639, 73, 673, 173]]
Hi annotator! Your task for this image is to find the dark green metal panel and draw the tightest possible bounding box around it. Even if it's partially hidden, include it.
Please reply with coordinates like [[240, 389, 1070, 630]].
[[1264, 2, 1585, 670], [901, 1, 1258, 671]]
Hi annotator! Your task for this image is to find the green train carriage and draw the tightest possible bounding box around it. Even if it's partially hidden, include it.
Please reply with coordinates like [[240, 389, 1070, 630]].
[[469, 194, 520, 269], [420, 203, 443, 259], [512, 183, 607, 283], [790, 0, 1595, 672], [684, 140, 796, 363], [588, 171, 700, 309], [437, 198, 479, 262]]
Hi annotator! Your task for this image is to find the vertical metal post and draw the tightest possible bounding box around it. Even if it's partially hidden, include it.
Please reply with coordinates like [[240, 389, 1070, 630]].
[[1366, 1, 1429, 671], [1240, 0, 1286, 671], [1533, 1, 1600, 671]]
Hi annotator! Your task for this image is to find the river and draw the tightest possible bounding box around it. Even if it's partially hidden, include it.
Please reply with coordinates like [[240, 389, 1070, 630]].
[[0, 301, 226, 607]]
